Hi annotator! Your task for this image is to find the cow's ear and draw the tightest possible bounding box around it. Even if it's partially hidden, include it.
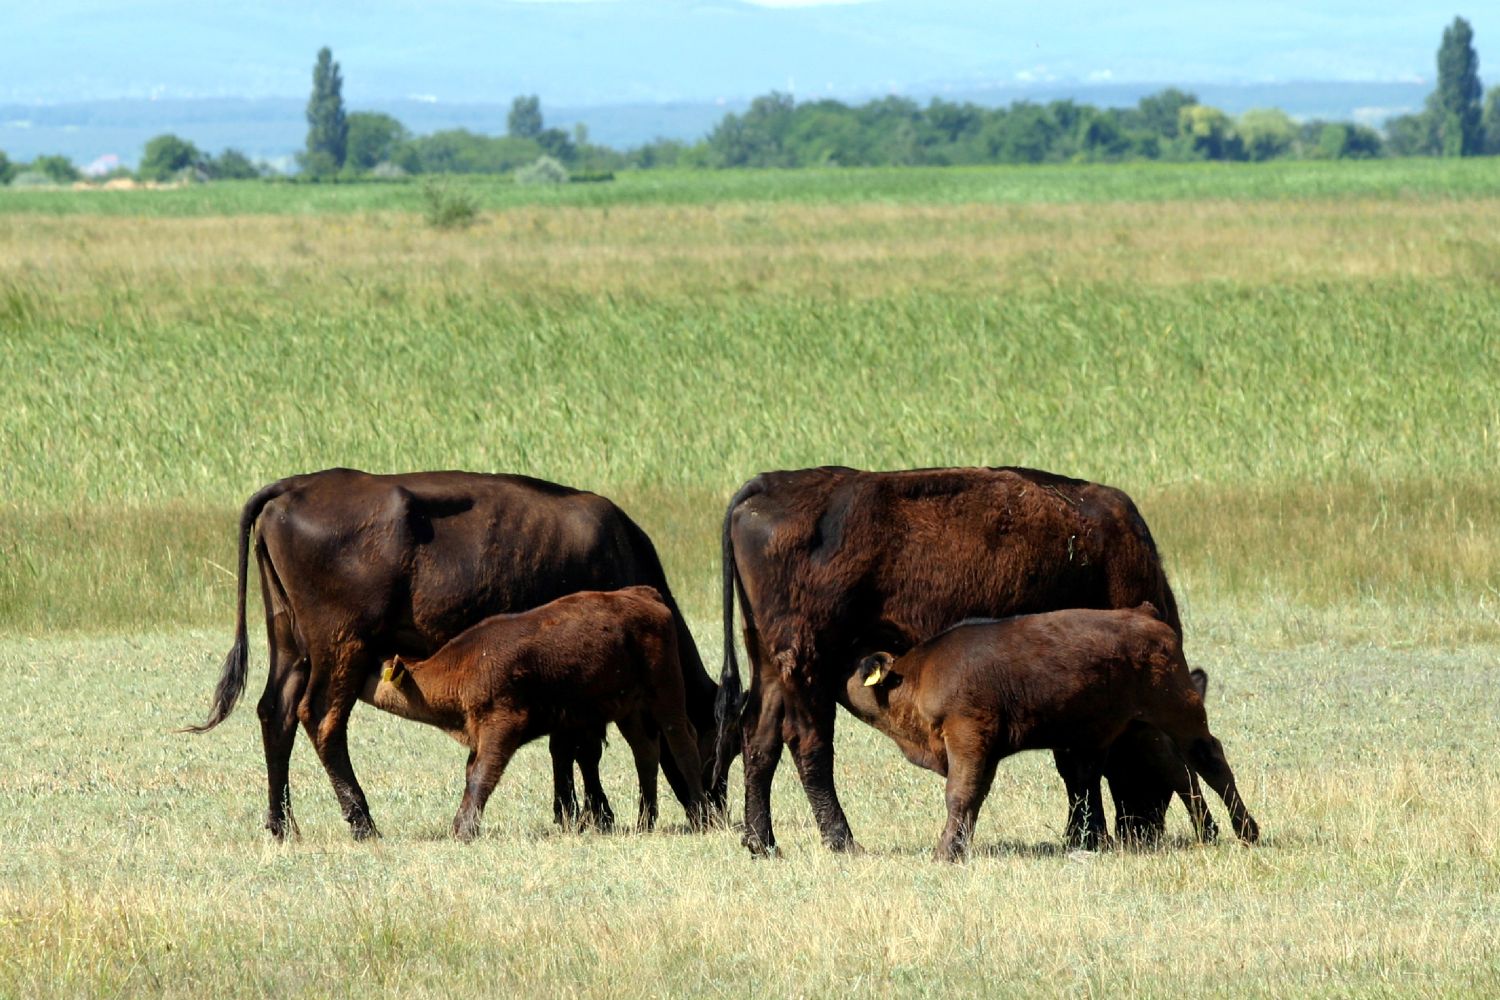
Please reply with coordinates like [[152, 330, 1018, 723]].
[[1190, 668, 1209, 698]]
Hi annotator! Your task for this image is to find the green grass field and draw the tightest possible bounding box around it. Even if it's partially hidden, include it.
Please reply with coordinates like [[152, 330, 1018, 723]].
[[2, 159, 1498, 996]]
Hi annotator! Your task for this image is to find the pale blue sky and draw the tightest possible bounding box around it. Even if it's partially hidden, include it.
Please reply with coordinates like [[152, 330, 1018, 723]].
[[1, 2, 1483, 105]]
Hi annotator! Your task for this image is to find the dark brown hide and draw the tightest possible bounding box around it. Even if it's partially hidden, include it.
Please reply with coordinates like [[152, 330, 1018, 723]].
[[845, 605, 1259, 860], [714, 465, 1202, 855], [366, 587, 708, 839], [189, 468, 720, 840]]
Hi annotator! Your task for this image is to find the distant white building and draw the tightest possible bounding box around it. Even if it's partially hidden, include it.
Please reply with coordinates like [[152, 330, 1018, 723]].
[[82, 153, 122, 177]]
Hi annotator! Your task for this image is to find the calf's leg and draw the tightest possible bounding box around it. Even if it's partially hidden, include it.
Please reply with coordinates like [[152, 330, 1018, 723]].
[[934, 737, 1000, 862], [550, 732, 581, 828], [453, 717, 527, 842], [1055, 748, 1110, 850], [574, 729, 616, 831], [617, 713, 662, 831]]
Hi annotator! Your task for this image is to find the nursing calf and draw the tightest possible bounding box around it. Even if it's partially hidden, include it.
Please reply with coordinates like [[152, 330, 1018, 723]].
[[844, 604, 1259, 861], [362, 586, 708, 840]]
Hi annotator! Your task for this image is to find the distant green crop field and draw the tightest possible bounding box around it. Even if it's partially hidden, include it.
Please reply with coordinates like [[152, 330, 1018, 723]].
[[5, 157, 1500, 218]]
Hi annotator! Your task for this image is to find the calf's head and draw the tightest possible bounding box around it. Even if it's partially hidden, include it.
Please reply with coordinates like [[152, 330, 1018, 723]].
[[844, 651, 901, 720]]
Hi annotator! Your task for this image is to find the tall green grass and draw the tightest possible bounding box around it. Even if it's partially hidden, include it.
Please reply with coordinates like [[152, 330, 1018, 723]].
[[2, 192, 1498, 634], [5, 158, 1500, 218]]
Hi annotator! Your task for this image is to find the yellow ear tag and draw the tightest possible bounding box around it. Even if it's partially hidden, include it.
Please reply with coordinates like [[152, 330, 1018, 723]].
[[863, 665, 885, 687], [383, 661, 406, 689]]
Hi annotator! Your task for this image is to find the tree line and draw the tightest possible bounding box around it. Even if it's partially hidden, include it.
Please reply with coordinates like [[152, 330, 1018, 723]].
[[3, 18, 1498, 186]]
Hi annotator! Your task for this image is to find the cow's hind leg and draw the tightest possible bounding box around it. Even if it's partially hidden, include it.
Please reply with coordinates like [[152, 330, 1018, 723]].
[[740, 684, 785, 857], [300, 646, 379, 840], [1187, 735, 1260, 843], [785, 695, 858, 853], [256, 566, 305, 841], [1106, 726, 1218, 846], [1055, 748, 1111, 850]]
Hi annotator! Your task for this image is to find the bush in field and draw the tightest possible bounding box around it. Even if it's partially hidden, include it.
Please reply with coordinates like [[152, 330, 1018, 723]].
[[140, 134, 204, 182], [206, 148, 262, 180], [0, 150, 13, 184], [515, 155, 568, 185], [31, 155, 80, 184], [8, 170, 58, 188], [419, 177, 479, 229]]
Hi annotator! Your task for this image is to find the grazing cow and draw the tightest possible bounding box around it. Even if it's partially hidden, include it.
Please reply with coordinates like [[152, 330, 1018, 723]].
[[187, 468, 722, 840], [363, 586, 708, 839], [846, 604, 1259, 860], [715, 465, 1207, 856]]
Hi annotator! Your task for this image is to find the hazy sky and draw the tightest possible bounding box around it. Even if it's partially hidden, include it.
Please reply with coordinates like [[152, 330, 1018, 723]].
[[1, 1, 1481, 105]]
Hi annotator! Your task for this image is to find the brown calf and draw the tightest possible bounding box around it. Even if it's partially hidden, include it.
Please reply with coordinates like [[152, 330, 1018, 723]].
[[844, 604, 1259, 861], [361, 586, 708, 840]]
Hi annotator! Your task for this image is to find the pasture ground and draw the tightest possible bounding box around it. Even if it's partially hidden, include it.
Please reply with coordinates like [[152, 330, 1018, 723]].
[[2, 160, 1498, 996]]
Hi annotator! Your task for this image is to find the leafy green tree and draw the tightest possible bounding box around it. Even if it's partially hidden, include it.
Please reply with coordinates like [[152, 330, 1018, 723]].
[[508, 95, 543, 139], [303, 47, 348, 176], [1436, 17, 1483, 156], [1076, 109, 1130, 160], [403, 129, 543, 174], [345, 112, 410, 171], [1178, 105, 1243, 160], [31, 154, 81, 183], [1237, 108, 1296, 161], [0, 150, 13, 184], [983, 103, 1060, 163], [1133, 88, 1198, 139], [1384, 110, 1441, 156], [1482, 86, 1500, 154], [1315, 123, 1383, 159], [139, 134, 202, 181], [536, 128, 576, 162], [207, 148, 261, 180]]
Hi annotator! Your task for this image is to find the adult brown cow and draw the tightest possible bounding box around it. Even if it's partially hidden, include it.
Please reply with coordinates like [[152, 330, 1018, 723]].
[[188, 468, 722, 840], [713, 465, 1206, 856]]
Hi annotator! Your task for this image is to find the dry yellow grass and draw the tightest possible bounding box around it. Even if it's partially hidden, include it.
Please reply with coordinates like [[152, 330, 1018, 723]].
[[5, 198, 1500, 323], [1, 629, 1496, 998]]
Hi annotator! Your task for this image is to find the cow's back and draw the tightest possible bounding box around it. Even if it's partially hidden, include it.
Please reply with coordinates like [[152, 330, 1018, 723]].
[[258, 469, 660, 658], [731, 466, 1180, 664]]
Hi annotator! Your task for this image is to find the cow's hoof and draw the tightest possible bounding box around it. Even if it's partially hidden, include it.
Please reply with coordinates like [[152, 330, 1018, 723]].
[[350, 816, 380, 842]]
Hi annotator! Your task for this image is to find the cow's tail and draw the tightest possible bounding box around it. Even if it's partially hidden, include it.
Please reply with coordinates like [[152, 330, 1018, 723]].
[[182, 479, 292, 734], [712, 477, 763, 788]]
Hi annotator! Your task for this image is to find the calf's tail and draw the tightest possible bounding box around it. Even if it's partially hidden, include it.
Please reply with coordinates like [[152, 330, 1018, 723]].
[[182, 479, 293, 734]]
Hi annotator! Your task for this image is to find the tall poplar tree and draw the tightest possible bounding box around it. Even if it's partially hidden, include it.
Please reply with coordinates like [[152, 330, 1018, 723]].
[[303, 47, 348, 176], [1436, 17, 1483, 157]]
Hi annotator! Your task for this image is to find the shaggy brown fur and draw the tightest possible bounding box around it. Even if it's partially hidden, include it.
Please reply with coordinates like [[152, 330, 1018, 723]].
[[364, 586, 708, 840], [846, 604, 1259, 860], [715, 465, 1204, 856], [188, 469, 720, 841]]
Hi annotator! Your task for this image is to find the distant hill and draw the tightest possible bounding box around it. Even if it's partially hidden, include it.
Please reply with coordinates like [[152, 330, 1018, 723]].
[[0, 81, 1430, 169]]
